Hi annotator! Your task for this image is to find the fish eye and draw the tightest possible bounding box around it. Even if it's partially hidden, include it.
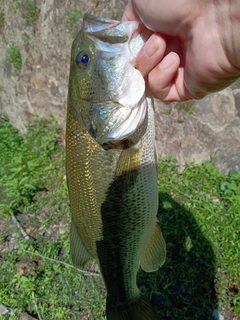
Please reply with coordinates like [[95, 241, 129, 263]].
[[76, 52, 90, 69]]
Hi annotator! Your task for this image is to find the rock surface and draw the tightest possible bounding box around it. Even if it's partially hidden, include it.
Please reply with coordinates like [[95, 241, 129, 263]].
[[0, 304, 15, 317], [154, 84, 240, 173], [0, 0, 239, 173]]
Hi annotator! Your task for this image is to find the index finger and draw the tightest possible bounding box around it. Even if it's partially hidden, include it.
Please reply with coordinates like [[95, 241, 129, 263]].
[[122, 1, 140, 21]]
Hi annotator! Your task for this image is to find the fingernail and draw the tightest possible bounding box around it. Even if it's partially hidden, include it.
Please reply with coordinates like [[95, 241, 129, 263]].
[[145, 34, 161, 57], [160, 52, 175, 70]]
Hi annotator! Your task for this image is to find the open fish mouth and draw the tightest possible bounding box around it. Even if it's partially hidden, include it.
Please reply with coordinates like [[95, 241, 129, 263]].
[[78, 14, 148, 150], [86, 90, 148, 150]]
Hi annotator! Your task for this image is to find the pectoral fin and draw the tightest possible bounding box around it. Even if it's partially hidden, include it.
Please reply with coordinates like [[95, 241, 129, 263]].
[[115, 146, 141, 188], [140, 222, 166, 272], [70, 221, 93, 267]]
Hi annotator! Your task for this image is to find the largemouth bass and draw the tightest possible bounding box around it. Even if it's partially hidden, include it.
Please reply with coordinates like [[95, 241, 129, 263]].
[[66, 14, 166, 320]]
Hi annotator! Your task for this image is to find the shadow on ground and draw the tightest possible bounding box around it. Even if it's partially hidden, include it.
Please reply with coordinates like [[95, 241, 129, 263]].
[[137, 192, 218, 320]]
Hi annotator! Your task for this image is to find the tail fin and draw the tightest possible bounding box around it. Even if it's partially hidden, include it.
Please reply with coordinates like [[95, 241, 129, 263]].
[[106, 295, 158, 320]]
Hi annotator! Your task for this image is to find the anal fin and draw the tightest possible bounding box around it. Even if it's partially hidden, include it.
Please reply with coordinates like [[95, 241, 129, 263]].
[[70, 221, 93, 267], [140, 222, 166, 272]]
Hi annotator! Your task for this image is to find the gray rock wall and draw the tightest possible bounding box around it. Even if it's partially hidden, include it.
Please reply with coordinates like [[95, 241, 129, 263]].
[[0, 0, 239, 173], [155, 84, 240, 173]]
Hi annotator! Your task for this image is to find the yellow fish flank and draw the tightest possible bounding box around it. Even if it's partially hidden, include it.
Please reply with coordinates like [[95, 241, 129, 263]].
[[66, 14, 166, 320]]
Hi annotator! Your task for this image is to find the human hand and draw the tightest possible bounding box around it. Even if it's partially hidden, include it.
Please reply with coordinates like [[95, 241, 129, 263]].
[[122, 0, 240, 101]]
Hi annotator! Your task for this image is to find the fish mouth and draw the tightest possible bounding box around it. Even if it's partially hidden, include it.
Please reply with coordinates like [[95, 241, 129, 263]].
[[99, 96, 148, 150], [79, 14, 148, 150], [86, 94, 148, 150], [83, 64, 147, 150]]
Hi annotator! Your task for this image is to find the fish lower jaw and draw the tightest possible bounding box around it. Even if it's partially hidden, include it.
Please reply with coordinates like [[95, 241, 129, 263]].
[[97, 112, 148, 150]]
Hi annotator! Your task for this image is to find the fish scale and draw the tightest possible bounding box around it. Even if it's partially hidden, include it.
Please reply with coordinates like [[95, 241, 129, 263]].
[[66, 14, 166, 320]]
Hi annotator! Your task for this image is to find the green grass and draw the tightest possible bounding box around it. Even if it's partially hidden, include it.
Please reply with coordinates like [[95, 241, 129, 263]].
[[5, 42, 22, 72], [140, 158, 240, 319], [0, 117, 239, 319], [0, 116, 106, 319]]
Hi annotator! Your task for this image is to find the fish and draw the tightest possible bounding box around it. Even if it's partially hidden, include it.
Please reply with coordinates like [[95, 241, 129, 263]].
[[66, 13, 166, 320]]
